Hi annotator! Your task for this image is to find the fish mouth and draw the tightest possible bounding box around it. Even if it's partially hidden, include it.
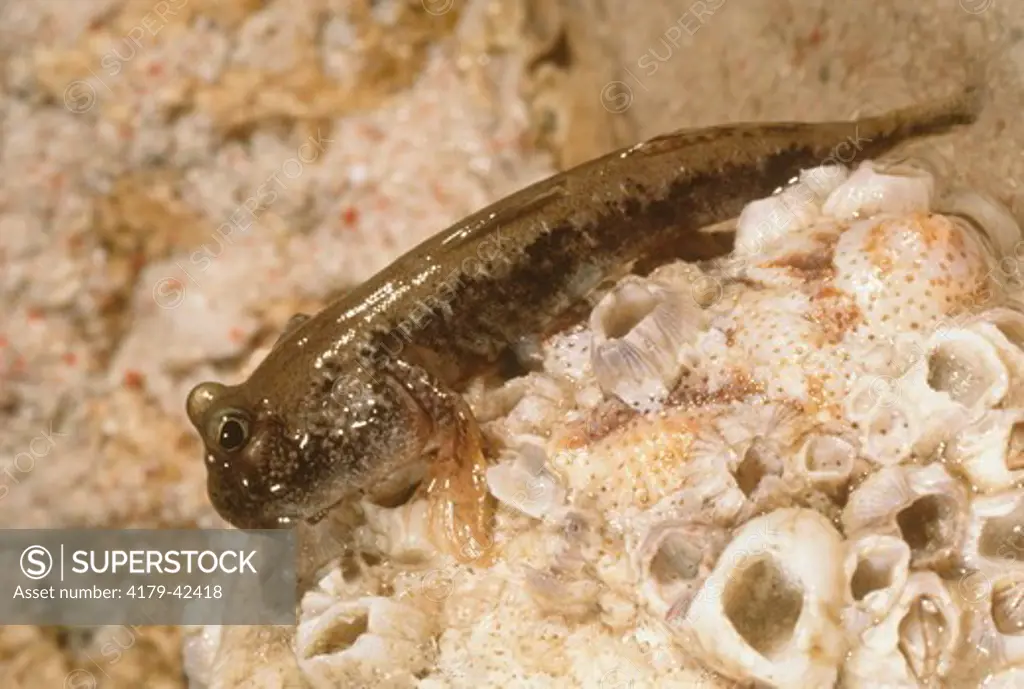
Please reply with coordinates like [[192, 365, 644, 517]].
[[212, 501, 301, 530], [206, 469, 300, 530]]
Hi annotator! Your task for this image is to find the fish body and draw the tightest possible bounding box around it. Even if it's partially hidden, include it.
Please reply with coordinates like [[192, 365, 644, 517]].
[[186, 86, 982, 559]]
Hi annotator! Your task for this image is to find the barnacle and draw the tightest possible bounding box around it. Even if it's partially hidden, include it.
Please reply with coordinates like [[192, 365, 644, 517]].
[[800, 164, 851, 199], [700, 403, 811, 517], [181, 626, 221, 688], [668, 445, 749, 526], [961, 490, 1024, 578], [630, 516, 728, 618], [296, 597, 437, 688], [953, 571, 1024, 685], [183, 626, 306, 689], [822, 160, 934, 220], [840, 534, 911, 636], [843, 326, 1009, 466], [842, 572, 961, 687], [992, 576, 1024, 635], [842, 463, 969, 572], [472, 372, 573, 438], [945, 409, 1024, 493], [794, 430, 858, 492], [843, 376, 919, 466], [916, 328, 1009, 411], [679, 508, 847, 688], [358, 498, 437, 566], [589, 276, 703, 413], [898, 327, 1010, 454], [939, 188, 1023, 262], [484, 435, 566, 519], [968, 307, 1024, 407], [734, 165, 846, 256]]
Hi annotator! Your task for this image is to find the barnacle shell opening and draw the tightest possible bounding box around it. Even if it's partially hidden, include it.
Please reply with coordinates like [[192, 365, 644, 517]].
[[589, 276, 702, 413], [841, 534, 911, 635], [681, 509, 846, 688]]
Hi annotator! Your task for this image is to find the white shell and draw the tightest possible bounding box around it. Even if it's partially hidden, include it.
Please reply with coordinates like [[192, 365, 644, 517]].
[[945, 409, 1024, 493], [734, 164, 848, 257], [842, 463, 968, 571], [841, 534, 911, 636], [914, 327, 1009, 410], [358, 498, 437, 566], [589, 276, 703, 413], [897, 327, 1009, 456], [842, 572, 961, 688], [630, 516, 728, 618], [794, 431, 857, 491], [968, 307, 1024, 407], [181, 626, 222, 688], [181, 626, 306, 688], [846, 327, 1010, 463], [961, 490, 1024, 579], [686, 405, 807, 525], [672, 450, 749, 526], [844, 375, 918, 466], [952, 570, 1024, 685], [485, 436, 566, 519], [822, 160, 934, 220], [799, 164, 850, 199], [680, 508, 847, 688], [940, 188, 1023, 263], [734, 185, 820, 256], [296, 597, 437, 688], [473, 372, 572, 437]]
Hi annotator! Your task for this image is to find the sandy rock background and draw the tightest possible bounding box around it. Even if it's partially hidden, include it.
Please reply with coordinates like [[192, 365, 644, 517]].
[[0, 0, 1021, 687]]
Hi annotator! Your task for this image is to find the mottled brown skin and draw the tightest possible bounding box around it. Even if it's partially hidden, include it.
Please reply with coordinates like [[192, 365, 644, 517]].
[[187, 86, 981, 561]]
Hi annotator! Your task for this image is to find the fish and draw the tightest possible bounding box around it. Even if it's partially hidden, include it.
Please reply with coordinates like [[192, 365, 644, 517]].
[[186, 83, 983, 563]]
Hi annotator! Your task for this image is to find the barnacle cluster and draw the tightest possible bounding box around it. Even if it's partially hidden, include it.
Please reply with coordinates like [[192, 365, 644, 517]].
[[186, 159, 1024, 688]]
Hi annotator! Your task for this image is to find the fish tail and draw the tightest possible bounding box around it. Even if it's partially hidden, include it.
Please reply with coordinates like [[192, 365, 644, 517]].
[[856, 73, 986, 159]]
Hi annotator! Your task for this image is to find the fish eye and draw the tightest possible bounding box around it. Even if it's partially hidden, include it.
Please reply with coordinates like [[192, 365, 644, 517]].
[[212, 411, 249, 453]]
